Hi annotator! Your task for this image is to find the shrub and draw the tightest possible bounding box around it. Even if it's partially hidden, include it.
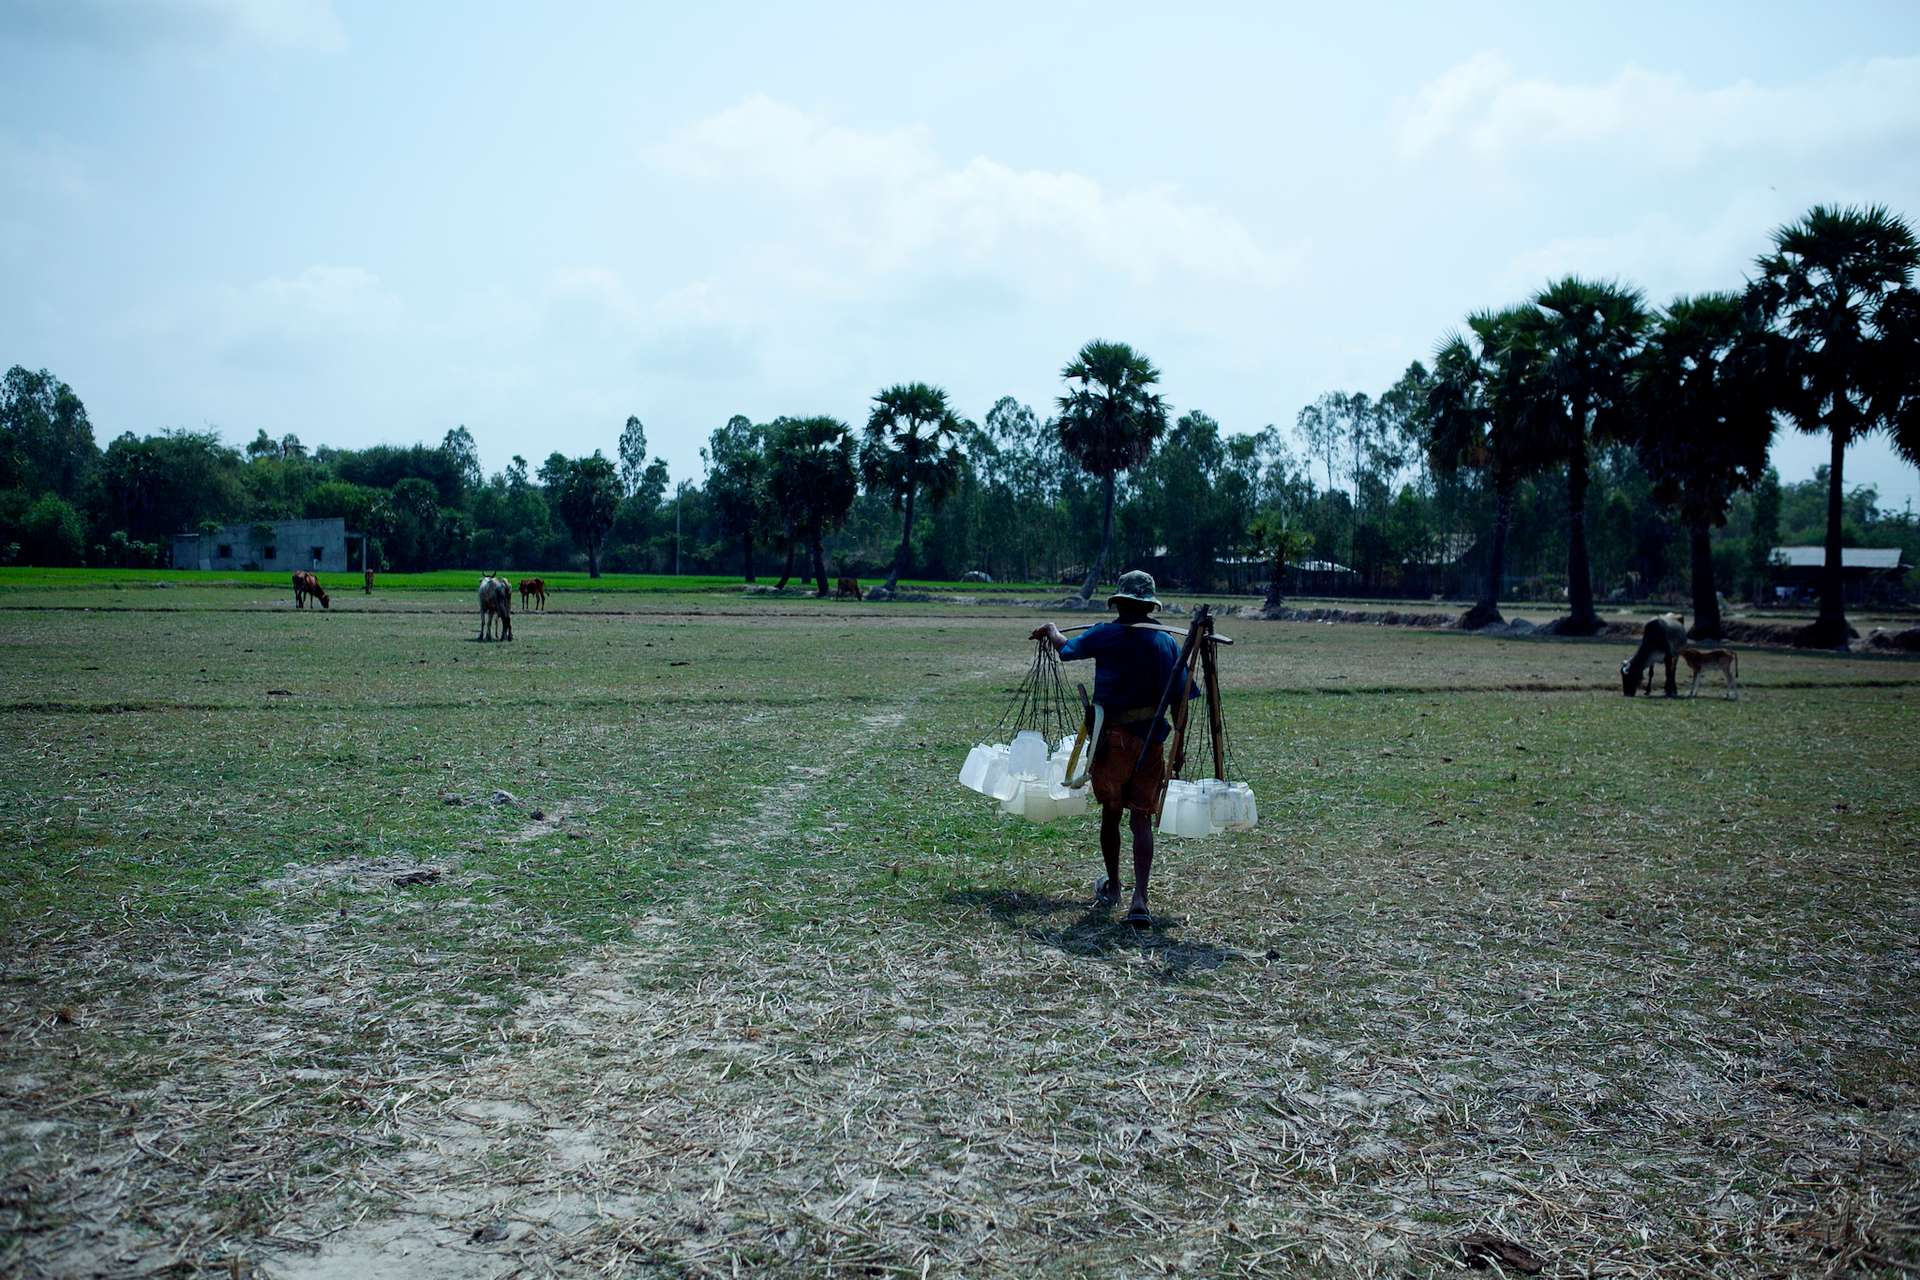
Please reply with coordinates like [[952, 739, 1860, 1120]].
[[19, 494, 86, 565]]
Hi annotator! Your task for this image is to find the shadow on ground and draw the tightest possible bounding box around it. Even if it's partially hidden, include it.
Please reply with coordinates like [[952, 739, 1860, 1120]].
[[943, 887, 1237, 976]]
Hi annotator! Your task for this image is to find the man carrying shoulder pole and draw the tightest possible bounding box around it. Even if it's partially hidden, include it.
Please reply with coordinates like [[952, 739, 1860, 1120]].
[[1030, 569, 1192, 928]]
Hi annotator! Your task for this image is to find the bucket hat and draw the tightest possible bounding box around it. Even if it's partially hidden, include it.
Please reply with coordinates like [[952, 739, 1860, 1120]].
[[1106, 569, 1160, 611]]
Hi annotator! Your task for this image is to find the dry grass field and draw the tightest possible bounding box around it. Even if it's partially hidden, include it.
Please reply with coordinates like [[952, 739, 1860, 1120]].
[[2, 582, 1917, 1277]]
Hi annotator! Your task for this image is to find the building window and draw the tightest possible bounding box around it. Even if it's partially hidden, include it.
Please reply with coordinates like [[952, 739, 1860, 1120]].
[[311, 545, 324, 563], [216, 544, 233, 559], [263, 545, 276, 560]]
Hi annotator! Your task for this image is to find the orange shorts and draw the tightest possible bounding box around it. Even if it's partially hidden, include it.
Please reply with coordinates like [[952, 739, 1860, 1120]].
[[1089, 726, 1166, 814]]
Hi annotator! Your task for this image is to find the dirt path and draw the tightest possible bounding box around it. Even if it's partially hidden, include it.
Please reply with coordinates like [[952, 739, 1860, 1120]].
[[262, 690, 950, 1278]]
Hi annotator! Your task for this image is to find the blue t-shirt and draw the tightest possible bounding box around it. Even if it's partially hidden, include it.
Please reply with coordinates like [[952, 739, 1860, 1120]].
[[1058, 620, 1187, 742]]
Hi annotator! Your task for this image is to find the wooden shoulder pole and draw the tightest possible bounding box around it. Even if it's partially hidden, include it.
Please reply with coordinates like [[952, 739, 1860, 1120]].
[[1199, 612, 1226, 780]]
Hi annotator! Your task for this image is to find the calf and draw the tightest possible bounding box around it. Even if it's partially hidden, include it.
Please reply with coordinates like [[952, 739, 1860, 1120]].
[[1679, 647, 1739, 700], [835, 576, 861, 600], [477, 575, 513, 641], [292, 571, 330, 610], [519, 577, 547, 611]]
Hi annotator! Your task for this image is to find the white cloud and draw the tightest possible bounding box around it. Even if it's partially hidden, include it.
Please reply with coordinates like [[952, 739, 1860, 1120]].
[[208, 265, 401, 370], [650, 95, 1300, 290], [2, 0, 344, 53], [1497, 192, 1800, 300], [1395, 52, 1920, 165]]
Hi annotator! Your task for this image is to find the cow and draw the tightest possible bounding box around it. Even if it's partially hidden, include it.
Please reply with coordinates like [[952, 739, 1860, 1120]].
[[519, 577, 547, 612], [292, 571, 330, 610], [478, 575, 513, 641], [1679, 647, 1740, 700], [835, 576, 862, 600], [1621, 613, 1686, 697]]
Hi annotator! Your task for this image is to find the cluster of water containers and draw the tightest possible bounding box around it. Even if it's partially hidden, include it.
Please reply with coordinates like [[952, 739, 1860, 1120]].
[[957, 729, 1258, 836], [1157, 776, 1259, 837], [957, 730, 1090, 823]]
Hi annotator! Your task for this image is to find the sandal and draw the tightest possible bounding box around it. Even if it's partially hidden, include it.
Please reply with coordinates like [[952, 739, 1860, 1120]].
[[1092, 876, 1120, 908], [1124, 906, 1153, 929]]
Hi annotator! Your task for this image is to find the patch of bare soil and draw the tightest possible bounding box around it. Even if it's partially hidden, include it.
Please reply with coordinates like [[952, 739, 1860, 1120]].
[[1245, 605, 1460, 629]]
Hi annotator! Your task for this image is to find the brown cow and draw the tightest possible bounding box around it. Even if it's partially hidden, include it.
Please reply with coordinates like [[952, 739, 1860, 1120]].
[[519, 577, 547, 611], [478, 575, 512, 641], [1679, 646, 1739, 700], [835, 576, 861, 600], [292, 571, 330, 610]]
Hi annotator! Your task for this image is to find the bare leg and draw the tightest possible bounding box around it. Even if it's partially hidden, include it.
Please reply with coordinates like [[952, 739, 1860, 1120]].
[[1098, 804, 1122, 898], [1128, 809, 1155, 917]]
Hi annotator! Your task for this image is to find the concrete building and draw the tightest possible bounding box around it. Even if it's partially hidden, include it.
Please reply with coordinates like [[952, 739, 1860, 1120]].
[[172, 517, 366, 573]]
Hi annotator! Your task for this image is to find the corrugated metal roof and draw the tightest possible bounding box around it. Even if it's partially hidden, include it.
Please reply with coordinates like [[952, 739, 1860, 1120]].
[[1771, 545, 1905, 570]]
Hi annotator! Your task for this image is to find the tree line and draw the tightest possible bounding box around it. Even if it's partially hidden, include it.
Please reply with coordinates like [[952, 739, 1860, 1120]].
[[2, 203, 1917, 641]]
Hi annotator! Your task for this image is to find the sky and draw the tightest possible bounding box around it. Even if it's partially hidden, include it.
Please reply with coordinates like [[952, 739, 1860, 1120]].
[[3, 0, 1919, 511]]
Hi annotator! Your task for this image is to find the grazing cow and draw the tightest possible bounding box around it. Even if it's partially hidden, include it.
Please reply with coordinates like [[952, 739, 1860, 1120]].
[[1679, 647, 1740, 700], [835, 576, 862, 600], [519, 577, 547, 611], [478, 575, 513, 641], [1620, 612, 1686, 697], [292, 571, 330, 610]]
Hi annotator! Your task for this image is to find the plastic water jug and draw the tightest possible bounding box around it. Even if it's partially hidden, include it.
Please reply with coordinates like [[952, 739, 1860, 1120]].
[[982, 752, 1016, 801], [1158, 781, 1192, 835], [1000, 778, 1029, 816], [1051, 785, 1088, 817], [1227, 783, 1257, 830], [1202, 780, 1235, 832], [959, 744, 992, 793], [1009, 730, 1049, 781], [1179, 792, 1214, 838], [1022, 786, 1058, 823]]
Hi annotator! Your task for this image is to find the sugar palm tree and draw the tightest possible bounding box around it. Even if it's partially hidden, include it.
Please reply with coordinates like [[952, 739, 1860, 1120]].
[[1750, 204, 1920, 647], [1531, 277, 1650, 635], [861, 383, 969, 594], [1247, 511, 1312, 609], [1627, 293, 1781, 639], [1427, 306, 1557, 630], [1056, 339, 1169, 600]]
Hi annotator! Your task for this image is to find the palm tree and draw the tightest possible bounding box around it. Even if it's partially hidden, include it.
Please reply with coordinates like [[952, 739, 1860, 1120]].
[[1426, 306, 1556, 630], [861, 383, 969, 594], [1247, 511, 1312, 609], [1749, 204, 1920, 647], [1056, 340, 1169, 600], [1627, 293, 1780, 640], [1531, 277, 1650, 634], [767, 416, 859, 597]]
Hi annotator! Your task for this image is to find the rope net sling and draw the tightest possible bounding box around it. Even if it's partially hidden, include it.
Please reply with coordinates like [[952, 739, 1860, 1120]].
[[994, 639, 1078, 746]]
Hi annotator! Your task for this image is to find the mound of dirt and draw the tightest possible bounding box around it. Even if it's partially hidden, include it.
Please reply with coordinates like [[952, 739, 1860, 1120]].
[[1717, 618, 1818, 646], [1246, 605, 1457, 629], [1864, 626, 1920, 652]]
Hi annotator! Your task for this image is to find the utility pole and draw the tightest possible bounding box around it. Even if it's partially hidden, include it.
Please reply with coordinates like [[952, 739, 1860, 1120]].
[[674, 488, 681, 576]]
